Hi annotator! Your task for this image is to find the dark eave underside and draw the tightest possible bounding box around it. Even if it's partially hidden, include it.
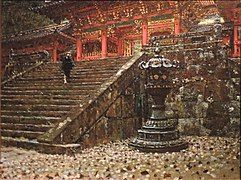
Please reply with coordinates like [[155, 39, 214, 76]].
[[2, 23, 72, 44]]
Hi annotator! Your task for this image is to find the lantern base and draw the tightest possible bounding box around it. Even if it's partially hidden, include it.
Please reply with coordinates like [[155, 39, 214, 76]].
[[129, 138, 188, 153]]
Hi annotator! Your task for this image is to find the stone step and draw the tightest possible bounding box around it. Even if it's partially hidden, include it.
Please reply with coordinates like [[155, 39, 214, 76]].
[[8, 80, 104, 86], [4, 82, 102, 88], [1, 110, 68, 117], [20, 74, 110, 81], [3, 82, 99, 89], [65, 58, 127, 63], [36, 67, 119, 73], [42, 60, 126, 67], [2, 137, 82, 154], [73, 65, 122, 71], [1, 123, 53, 132], [31, 66, 120, 74], [1, 94, 88, 100], [1, 129, 44, 139], [1, 115, 61, 125], [2, 86, 96, 93], [2, 89, 97, 96], [10, 77, 110, 84], [74, 67, 121, 72], [19, 72, 115, 80], [25, 71, 114, 77], [22, 71, 117, 79], [24, 73, 111, 80], [37, 69, 116, 74], [6, 79, 108, 86], [15, 75, 109, 81], [2, 84, 100, 91], [43, 60, 127, 68], [1, 98, 82, 105], [1, 104, 78, 112], [40, 61, 127, 69]]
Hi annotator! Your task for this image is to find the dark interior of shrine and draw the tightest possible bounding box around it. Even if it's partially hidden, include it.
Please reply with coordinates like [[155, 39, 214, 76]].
[[1, 1, 240, 179]]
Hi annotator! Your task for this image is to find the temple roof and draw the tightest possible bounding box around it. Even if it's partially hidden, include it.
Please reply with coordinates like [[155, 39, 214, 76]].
[[29, 1, 94, 23], [2, 23, 73, 43], [28, 0, 236, 34], [4, 1, 240, 45], [30, 1, 175, 23], [30, 1, 241, 24]]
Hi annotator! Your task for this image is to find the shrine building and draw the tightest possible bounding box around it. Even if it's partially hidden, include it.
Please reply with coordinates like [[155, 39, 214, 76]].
[[2, 1, 241, 62]]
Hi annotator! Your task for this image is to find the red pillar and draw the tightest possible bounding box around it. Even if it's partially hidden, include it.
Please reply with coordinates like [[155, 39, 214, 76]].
[[76, 38, 82, 61], [101, 29, 107, 58], [53, 41, 58, 62], [117, 38, 123, 56], [174, 16, 181, 35], [142, 19, 148, 46], [233, 26, 239, 57], [131, 41, 134, 55]]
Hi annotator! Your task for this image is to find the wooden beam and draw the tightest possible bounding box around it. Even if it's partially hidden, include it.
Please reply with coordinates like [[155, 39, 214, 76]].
[[77, 5, 174, 32]]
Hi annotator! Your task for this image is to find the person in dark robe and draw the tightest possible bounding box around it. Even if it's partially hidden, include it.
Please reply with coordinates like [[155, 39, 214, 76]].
[[9, 48, 14, 61], [61, 53, 75, 84]]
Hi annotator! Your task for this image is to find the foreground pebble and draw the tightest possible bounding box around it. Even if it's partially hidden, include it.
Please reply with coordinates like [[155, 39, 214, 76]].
[[1, 136, 240, 179]]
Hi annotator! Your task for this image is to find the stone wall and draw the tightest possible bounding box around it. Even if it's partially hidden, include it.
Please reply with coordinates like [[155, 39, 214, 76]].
[[79, 83, 142, 148], [164, 59, 240, 138]]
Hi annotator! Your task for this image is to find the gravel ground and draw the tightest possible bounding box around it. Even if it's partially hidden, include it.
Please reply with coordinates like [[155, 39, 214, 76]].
[[1, 136, 240, 179]]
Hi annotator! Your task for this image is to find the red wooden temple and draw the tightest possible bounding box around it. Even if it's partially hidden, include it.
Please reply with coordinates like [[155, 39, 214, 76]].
[[2, 1, 241, 62]]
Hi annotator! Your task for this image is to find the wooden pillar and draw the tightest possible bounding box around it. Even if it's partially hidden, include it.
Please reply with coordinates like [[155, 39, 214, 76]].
[[76, 38, 82, 61], [233, 25, 239, 57], [131, 41, 134, 55], [53, 41, 58, 62], [174, 16, 181, 35], [118, 38, 123, 56], [101, 29, 107, 58], [142, 19, 148, 46]]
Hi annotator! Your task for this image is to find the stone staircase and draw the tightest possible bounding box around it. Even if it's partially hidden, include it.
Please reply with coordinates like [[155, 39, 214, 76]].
[[1, 55, 143, 153]]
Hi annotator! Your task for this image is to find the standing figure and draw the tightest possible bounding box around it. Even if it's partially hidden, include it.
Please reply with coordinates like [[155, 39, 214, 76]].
[[9, 48, 14, 61], [61, 53, 75, 84]]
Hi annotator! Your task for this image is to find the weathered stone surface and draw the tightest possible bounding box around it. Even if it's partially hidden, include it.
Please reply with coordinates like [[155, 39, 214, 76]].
[[204, 101, 230, 135], [171, 88, 240, 137], [80, 117, 138, 149], [122, 118, 138, 139], [106, 97, 122, 118], [121, 95, 135, 118], [106, 118, 123, 141], [2, 137, 81, 154], [223, 118, 240, 138], [178, 118, 202, 135]]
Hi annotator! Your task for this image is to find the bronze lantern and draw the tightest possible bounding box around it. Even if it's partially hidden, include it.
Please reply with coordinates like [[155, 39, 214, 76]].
[[130, 48, 188, 152]]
